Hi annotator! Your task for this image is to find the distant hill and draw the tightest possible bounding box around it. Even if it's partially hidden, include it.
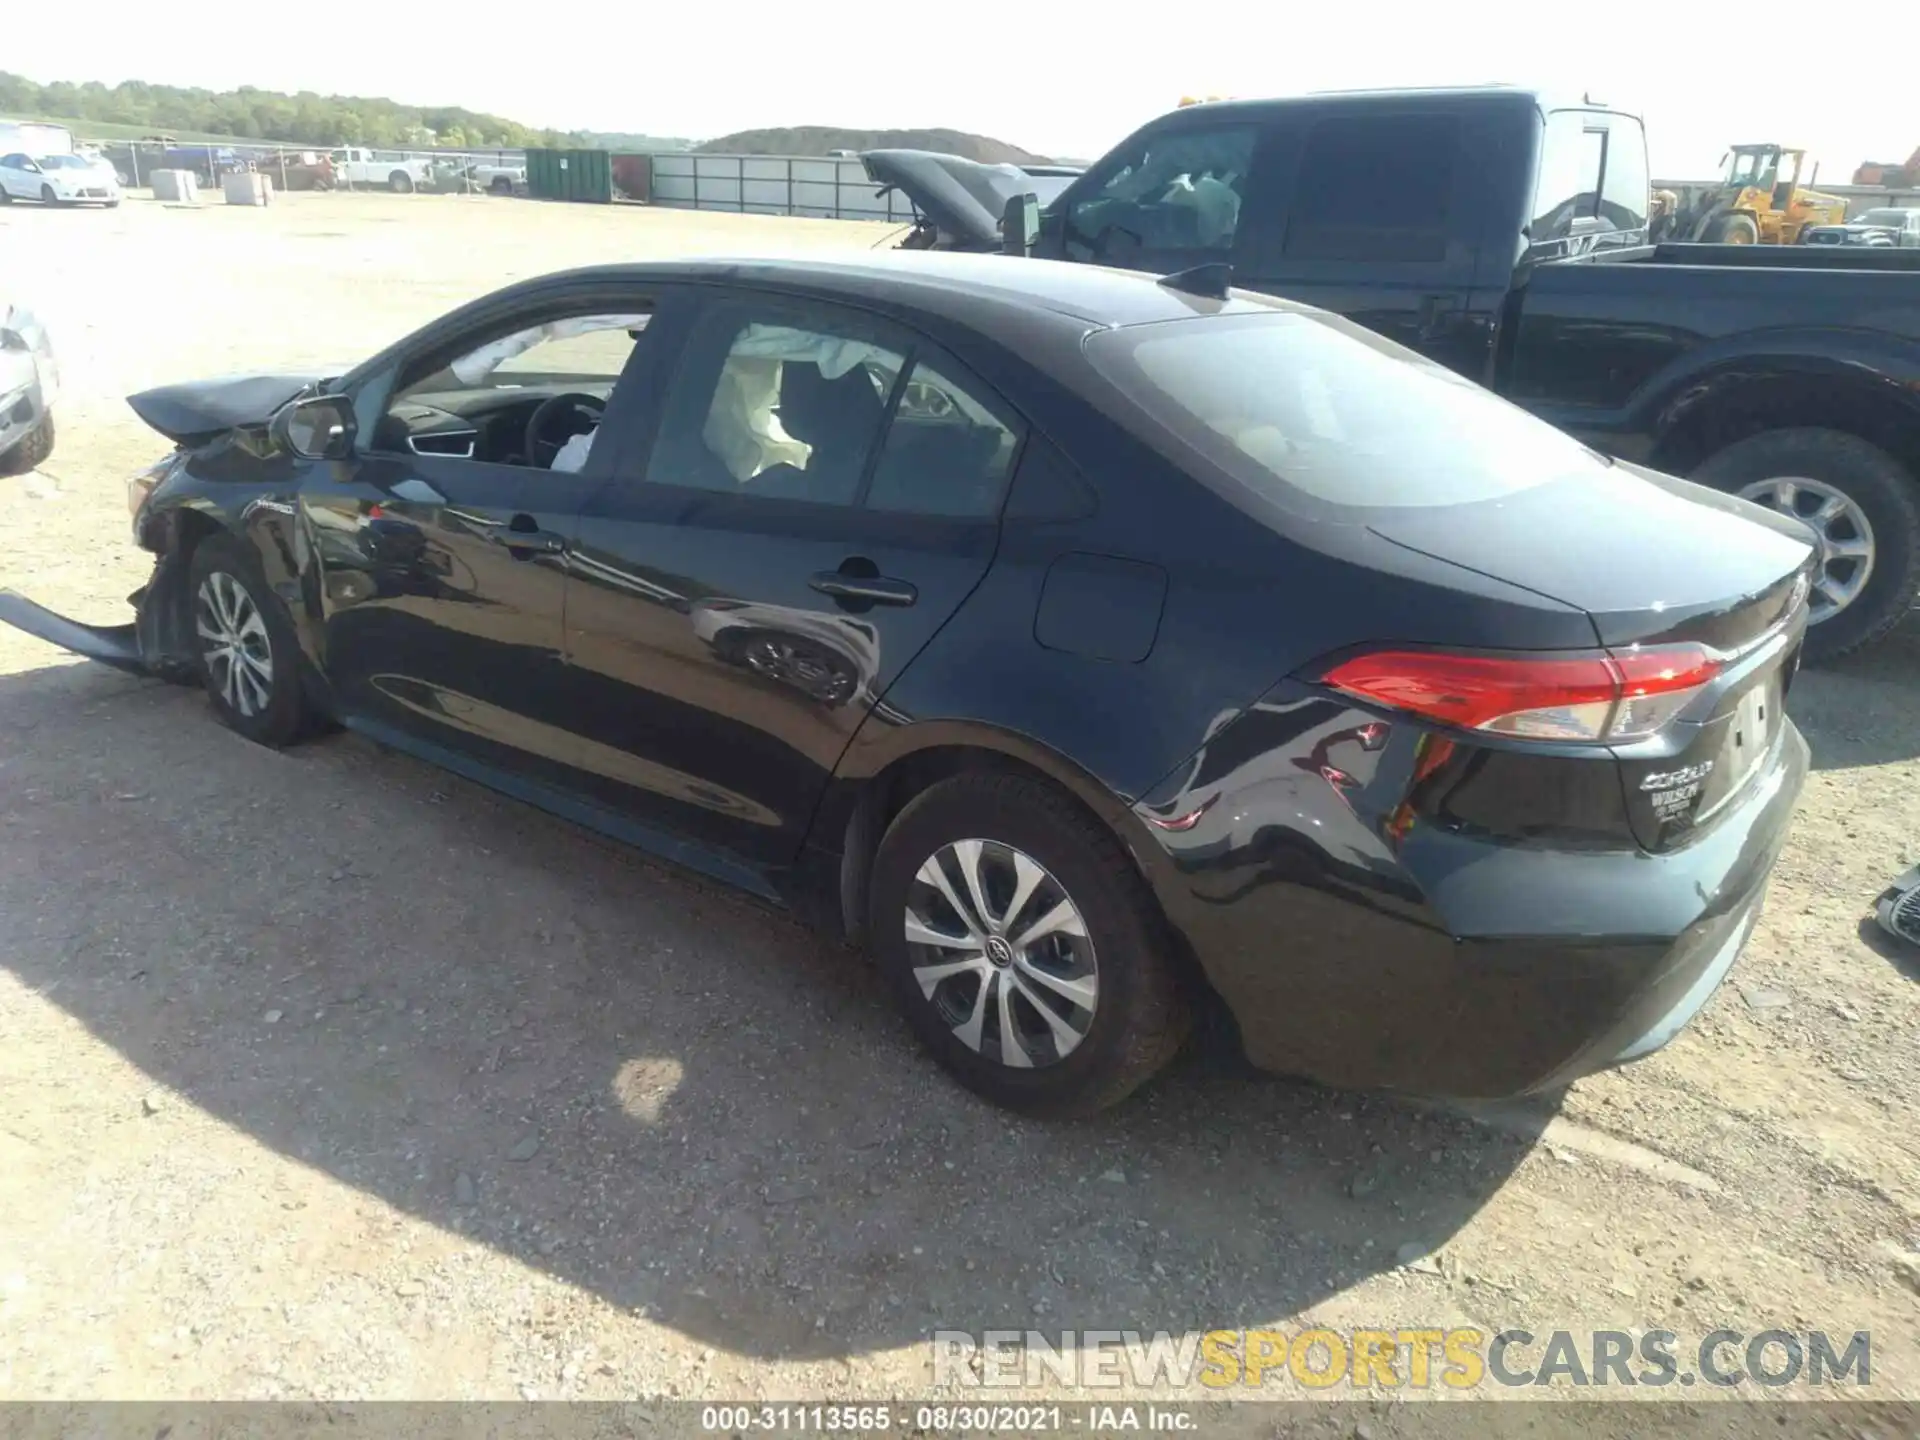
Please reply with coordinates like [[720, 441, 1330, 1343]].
[[0, 70, 562, 149], [697, 126, 1050, 165]]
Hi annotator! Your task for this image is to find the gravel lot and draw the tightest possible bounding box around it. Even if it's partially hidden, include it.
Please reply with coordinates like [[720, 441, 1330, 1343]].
[[1, 192, 1917, 1407]]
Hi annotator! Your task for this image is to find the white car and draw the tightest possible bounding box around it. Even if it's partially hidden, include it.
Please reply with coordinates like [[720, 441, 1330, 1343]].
[[0, 301, 58, 474], [0, 151, 121, 206]]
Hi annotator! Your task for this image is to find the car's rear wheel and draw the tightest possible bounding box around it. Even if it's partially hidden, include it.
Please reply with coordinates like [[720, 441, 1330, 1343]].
[[1695, 427, 1920, 661], [0, 414, 53, 476], [868, 771, 1189, 1117], [388, 171, 414, 194], [188, 534, 317, 747]]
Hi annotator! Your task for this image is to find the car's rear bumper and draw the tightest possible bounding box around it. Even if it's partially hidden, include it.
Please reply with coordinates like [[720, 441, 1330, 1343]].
[[1135, 707, 1808, 1101]]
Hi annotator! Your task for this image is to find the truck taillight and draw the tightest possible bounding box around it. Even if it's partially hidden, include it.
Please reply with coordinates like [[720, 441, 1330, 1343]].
[[1320, 645, 1722, 743]]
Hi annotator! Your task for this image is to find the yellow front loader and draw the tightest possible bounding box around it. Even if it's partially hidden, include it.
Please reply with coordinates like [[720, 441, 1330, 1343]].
[[1680, 144, 1846, 244]]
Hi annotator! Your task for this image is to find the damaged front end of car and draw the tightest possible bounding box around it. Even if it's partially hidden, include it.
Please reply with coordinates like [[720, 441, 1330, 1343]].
[[0, 371, 325, 681]]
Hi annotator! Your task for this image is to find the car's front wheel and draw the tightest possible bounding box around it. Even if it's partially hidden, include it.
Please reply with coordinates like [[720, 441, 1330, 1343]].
[[388, 171, 415, 194], [868, 771, 1190, 1117], [189, 534, 318, 747]]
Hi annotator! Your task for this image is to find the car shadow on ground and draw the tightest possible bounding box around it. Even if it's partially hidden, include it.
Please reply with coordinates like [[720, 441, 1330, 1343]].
[[0, 658, 1549, 1364], [1796, 608, 1920, 771], [1855, 916, 1920, 983]]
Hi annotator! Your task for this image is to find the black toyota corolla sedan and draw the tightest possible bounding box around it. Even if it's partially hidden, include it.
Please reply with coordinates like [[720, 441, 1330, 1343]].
[[0, 251, 1815, 1117]]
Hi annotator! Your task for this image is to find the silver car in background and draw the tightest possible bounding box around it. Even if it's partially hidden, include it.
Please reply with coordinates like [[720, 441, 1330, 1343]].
[[0, 301, 57, 475]]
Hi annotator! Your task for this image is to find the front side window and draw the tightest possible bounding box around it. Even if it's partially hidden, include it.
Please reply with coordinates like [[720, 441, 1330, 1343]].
[[1065, 125, 1256, 263], [376, 309, 651, 469]]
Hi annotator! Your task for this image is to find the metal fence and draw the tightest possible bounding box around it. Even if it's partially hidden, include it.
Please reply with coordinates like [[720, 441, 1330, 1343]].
[[78, 138, 530, 195], [647, 153, 919, 222]]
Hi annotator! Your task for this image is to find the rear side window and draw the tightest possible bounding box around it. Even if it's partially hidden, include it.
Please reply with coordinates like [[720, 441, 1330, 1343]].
[[1086, 312, 1609, 518], [1598, 116, 1649, 230], [1533, 110, 1647, 243], [1283, 115, 1458, 263]]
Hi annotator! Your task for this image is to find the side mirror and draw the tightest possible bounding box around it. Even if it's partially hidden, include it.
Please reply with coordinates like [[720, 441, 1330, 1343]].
[[271, 394, 356, 461], [1001, 192, 1039, 256]]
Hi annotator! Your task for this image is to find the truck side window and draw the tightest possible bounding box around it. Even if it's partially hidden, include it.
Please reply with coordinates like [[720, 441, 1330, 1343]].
[[1531, 111, 1648, 244], [1064, 125, 1256, 264], [1282, 115, 1458, 263], [1598, 117, 1649, 231]]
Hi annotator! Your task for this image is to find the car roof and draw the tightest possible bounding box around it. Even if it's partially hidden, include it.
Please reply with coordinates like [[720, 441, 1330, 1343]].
[[530, 250, 1300, 337], [1155, 84, 1631, 124]]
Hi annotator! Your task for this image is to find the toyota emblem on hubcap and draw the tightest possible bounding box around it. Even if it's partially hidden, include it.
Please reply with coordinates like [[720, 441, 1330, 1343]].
[[985, 935, 1014, 967]]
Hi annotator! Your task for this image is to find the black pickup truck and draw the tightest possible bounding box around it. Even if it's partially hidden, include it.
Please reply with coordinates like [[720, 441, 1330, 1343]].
[[863, 86, 1920, 661]]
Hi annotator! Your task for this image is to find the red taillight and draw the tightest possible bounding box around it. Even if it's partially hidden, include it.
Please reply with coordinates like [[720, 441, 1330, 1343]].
[[1321, 645, 1721, 743]]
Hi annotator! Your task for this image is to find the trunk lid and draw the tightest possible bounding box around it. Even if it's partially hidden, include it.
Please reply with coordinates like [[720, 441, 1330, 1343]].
[[1366, 461, 1815, 653], [128, 373, 321, 446], [860, 150, 1076, 250], [1368, 463, 1814, 853]]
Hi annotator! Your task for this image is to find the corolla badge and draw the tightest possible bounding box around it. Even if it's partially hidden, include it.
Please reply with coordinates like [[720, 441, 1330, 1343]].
[[1640, 760, 1715, 792]]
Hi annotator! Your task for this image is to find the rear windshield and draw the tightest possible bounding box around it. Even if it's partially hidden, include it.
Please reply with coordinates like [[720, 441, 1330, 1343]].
[[1084, 312, 1609, 518]]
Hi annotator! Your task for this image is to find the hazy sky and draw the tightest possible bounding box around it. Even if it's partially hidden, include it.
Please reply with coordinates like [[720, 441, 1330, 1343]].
[[10, 0, 1914, 180]]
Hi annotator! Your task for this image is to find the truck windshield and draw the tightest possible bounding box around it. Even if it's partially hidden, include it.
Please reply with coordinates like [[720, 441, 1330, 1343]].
[[1086, 312, 1609, 518]]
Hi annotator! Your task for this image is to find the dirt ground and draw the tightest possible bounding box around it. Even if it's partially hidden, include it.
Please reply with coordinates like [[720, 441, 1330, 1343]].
[[1, 192, 1917, 1407]]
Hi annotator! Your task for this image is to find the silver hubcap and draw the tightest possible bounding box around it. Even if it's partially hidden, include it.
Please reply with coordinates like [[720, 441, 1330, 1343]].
[[905, 839, 1098, 1070], [1736, 476, 1874, 623], [195, 571, 274, 717]]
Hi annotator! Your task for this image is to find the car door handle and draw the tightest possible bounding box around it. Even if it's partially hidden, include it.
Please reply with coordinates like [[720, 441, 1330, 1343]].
[[809, 571, 917, 607]]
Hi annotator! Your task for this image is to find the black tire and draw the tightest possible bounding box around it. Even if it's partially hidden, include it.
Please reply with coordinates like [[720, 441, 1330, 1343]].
[[40, 184, 61, 206], [388, 170, 414, 194], [1708, 212, 1759, 244], [1694, 427, 1920, 662], [489, 176, 512, 195], [0, 413, 54, 476], [187, 533, 317, 747], [868, 771, 1190, 1118], [0, 184, 12, 204]]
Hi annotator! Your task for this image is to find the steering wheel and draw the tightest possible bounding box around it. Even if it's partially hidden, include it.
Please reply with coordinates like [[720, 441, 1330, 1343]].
[[524, 392, 606, 467]]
